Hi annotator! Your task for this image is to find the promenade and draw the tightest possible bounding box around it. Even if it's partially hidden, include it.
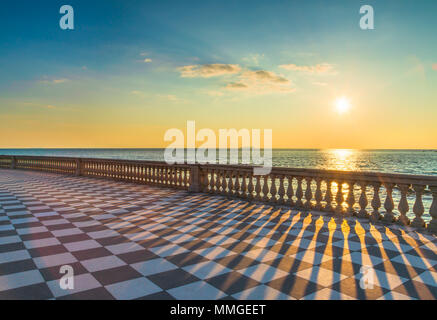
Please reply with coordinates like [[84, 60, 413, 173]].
[[0, 169, 436, 300]]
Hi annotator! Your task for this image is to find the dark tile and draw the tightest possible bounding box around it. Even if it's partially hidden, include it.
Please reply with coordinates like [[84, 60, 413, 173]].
[[392, 280, 437, 300], [215, 254, 261, 271], [0, 283, 53, 300], [136, 290, 174, 300], [57, 233, 91, 243], [39, 261, 88, 281], [148, 269, 199, 290], [206, 271, 260, 295], [166, 252, 209, 268], [28, 245, 67, 258], [117, 249, 160, 264], [19, 232, 53, 241], [0, 241, 26, 253], [0, 259, 37, 276], [267, 275, 325, 299], [92, 265, 142, 286], [95, 235, 129, 247], [331, 277, 388, 300], [57, 287, 115, 300], [71, 247, 113, 261]]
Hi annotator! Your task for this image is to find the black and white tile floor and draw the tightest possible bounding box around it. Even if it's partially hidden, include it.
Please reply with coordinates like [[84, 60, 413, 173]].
[[0, 169, 436, 300]]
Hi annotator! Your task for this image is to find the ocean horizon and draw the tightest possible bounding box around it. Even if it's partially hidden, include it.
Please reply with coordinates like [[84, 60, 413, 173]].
[[1, 148, 436, 176]]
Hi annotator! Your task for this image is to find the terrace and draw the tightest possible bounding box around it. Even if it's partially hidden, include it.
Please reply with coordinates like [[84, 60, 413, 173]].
[[0, 156, 436, 299]]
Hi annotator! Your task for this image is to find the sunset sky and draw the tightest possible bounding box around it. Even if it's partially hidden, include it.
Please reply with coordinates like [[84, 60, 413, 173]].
[[0, 0, 436, 149]]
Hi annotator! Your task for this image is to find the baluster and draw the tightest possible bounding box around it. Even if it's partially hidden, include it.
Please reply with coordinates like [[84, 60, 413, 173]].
[[262, 176, 269, 202], [247, 174, 254, 200], [324, 180, 333, 212], [215, 170, 221, 194], [314, 178, 323, 210], [370, 182, 382, 222], [383, 183, 395, 222], [209, 170, 215, 193], [397, 184, 410, 226], [278, 175, 285, 205], [427, 186, 437, 233], [269, 175, 277, 203], [241, 173, 247, 198], [287, 176, 294, 207], [227, 171, 234, 196], [344, 181, 355, 216], [203, 169, 210, 192], [183, 168, 188, 188], [411, 184, 425, 228], [255, 176, 262, 201], [234, 172, 240, 197], [304, 177, 313, 210], [357, 181, 369, 218], [335, 181, 344, 214], [221, 171, 228, 196], [295, 177, 304, 208]]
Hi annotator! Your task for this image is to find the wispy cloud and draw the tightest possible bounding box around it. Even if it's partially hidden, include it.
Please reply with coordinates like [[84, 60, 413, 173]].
[[144, 58, 152, 63], [38, 77, 70, 84], [225, 70, 295, 94], [433, 63, 437, 71], [178, 64, 241, 78], [312, 81, 328, 86], [279, 63, 336, 74]]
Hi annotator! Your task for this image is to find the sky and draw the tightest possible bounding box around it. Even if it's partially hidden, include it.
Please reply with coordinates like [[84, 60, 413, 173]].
[[0, 0, 436, 149]]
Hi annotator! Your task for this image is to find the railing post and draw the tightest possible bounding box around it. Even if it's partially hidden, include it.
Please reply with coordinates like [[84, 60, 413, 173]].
[[188, 165, 200, 193], [428, 185, 437, 234], [75, 158, 82, 176], [10, 156, 16, 169]]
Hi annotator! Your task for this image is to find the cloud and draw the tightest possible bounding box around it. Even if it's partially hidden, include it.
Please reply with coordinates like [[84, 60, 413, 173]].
[[433, 64, 437, 71], [178, 64, 241, 78], [39, 78, 69, 84], [279, 63, 336, 74], [225, 70, 295, 94], [144, 58, 152, 63]]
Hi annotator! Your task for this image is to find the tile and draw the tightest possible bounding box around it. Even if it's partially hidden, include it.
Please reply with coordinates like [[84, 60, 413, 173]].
[[132, 258, 178, 276], [0, 270, 44, 291], [106, 277, 162, 300], [168, 281, 227, 300], [81, 255, 127, 272], [47, 273, 101, 298], [183, 261, 231, 280]]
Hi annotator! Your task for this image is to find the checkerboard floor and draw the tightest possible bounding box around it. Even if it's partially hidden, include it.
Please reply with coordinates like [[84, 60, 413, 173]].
[[0, 169, 436, 300]]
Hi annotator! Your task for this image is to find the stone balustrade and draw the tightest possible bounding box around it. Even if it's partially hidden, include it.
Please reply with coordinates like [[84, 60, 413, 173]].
[[1, 155, 436, 233]]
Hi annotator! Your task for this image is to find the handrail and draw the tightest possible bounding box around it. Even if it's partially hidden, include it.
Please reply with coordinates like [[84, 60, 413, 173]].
[[0, 155, 436, 234]]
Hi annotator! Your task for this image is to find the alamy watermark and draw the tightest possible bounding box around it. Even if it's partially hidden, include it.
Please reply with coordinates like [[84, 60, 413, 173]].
[[164, 121, 272, 175]]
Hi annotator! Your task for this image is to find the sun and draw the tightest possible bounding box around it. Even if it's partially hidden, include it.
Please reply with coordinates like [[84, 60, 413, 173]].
[[334, 97, 351, 114]]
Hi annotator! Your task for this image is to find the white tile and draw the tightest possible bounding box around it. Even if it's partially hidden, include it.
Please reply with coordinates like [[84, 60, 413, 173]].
[[168, 281, 226, 300], [33, 252, 77, 269], [0, 270, 44, 291], [341, 252, 385, 266], [24, 237, 61, 249], [81, 255, 126, 272], [88, 229, 119, 239], [16, 226, 48, 235], [51, 228, 83, 237], [183, 261, 231, 280], [0, 250, 31, 264], [413, 270, 437, 287], [150, 244, 189, 257], [295, 266, 348, 286], [238, 263, 288, 283], [132, 258, 178, 276], [355, 269, 408, 290], [232, 285, 295, 300], [0, 235, 21, 245], [106, 277, 161, 300], [245, 249, 283, 263], [47, 273, 101, 298], [194, 246, 233, 260], [301, 288, 356, 300], [392, 254, 437, 270], [64, 240, 101, 252], [106, 242, 144, 255]]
